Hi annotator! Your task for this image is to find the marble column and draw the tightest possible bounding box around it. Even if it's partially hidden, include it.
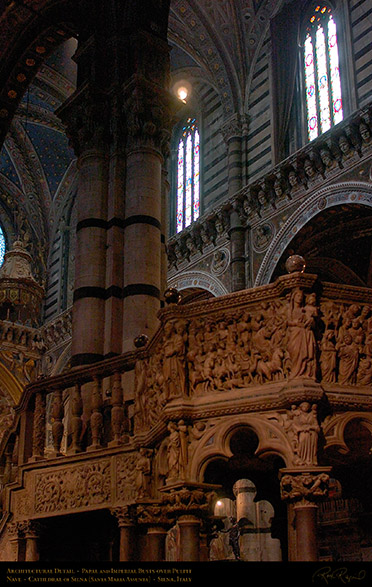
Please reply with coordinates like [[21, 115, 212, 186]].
[[147, 526, 168, 561], [178, 515, 201, 561], [24, 521, 41, 562], [57, 90, 110, 368], [104, 102, 126, 358], [229, 207, 246, 292], [111, 507, 137, 561], [221, 114, 244, 198], [121, 49, 175, 352], [280, 468, 331, 562], [7, 523, 22, 561]]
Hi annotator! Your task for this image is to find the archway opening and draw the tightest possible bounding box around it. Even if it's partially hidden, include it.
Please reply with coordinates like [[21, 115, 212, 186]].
[[320, 419, 372, 561], [203, 427, 287, 561], [271, 204, 372, 286]]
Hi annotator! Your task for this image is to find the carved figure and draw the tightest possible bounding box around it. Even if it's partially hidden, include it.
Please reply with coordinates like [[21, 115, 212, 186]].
[[337, 333, 359, 385], [320, 329, 337, 383], [135, 448, 152, 499], [167, 422, 181, 481], [291, 402, 320, 466], [287, 288, 317, 379], [163, 320, 186, 398]]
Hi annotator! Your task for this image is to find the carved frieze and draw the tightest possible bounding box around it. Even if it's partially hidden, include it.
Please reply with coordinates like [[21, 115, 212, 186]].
[[34, 460, 111, 514], [116, 454, 138, 503]]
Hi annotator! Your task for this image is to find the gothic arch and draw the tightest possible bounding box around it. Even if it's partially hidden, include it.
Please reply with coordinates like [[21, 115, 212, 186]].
[[254, 181, 372, 286], [190, 415, 293, 482]]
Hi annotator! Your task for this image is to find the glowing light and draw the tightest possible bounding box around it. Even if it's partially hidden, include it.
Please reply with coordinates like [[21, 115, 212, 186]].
[[177, 87, 188, 101]]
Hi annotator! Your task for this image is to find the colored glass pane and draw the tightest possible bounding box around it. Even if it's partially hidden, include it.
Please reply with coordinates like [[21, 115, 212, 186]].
[[328, 16, 343, 124], [316, 24, 331, 134], [193, 130, 200, 220], [176, 141, 184, 233], [175, 118, 200, 233], [303, 7, 343, 141], [304, 34, 318, 141], [185, 134, 193, 227]]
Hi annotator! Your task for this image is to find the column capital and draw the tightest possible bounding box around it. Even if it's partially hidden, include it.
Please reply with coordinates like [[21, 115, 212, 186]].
[[221, 113, 249, 144], [160, 483, 218, 521], [57, 87, 111, 157], [122, 75, 180, 156], [136, 502, 169, 527], [279, 467, 332, 507], [110, 505, 136, 527]]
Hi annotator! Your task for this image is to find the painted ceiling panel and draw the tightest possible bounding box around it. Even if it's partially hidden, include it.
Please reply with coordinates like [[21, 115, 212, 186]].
[[22, 122, 74, 198], [0, 144, 22, 190]]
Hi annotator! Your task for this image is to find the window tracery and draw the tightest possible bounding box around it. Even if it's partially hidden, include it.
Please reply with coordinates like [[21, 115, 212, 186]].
[[303, 4, 343, 141], [176, 118, 200, 233]]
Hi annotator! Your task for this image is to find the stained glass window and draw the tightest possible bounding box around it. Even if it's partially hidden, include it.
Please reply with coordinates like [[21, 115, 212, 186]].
[[0, 225, 5, 267], [176, 118, 200, 233], [304, 5, 343, 141]]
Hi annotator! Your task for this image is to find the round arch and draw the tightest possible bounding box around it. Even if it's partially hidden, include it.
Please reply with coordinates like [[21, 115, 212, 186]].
[[255, 181, 372, 286], [190, 414, 293, 483], [167, 270, 229, 298]]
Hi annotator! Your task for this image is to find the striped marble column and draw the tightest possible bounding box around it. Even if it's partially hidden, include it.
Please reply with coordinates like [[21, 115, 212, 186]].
[[122, 144, 163, 351], [72, 146, 108, 366]]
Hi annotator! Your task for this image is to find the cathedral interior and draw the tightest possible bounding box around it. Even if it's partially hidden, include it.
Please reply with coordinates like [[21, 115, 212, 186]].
[[1, 0, 372, 564]]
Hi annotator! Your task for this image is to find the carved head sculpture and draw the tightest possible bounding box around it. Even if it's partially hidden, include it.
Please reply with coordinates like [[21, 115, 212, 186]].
[[243, 198, 252, 216], [320, 148, 333, 168], [274, 179, 283, 197], [339, 135, 351, 154], [288, 170, 298, 187], [257, 189, 267, 206], [360, 121, 371, 143], [304, 158, 316, 178], [289, 288, 304, 311], [215, 216, 224, 234], [306, 292, 317, 305]]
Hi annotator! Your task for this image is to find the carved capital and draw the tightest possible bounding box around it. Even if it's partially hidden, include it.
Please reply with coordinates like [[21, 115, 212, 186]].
[[110, 505, 136, 527], [221, 113, 249, 144], [136, 503, 169, 526], [57, 89, 110, 156], [161, 484, 217, 520], [280, 468, 331, 506], [20, 520, 43, 539], [123, 76, 178, 156]]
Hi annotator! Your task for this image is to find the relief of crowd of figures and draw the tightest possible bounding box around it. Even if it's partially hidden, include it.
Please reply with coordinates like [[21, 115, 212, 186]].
[[134, 290, 372, 433]]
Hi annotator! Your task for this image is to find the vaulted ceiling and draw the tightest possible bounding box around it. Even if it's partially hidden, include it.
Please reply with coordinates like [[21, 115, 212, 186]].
[[0, 0, 284, 244]]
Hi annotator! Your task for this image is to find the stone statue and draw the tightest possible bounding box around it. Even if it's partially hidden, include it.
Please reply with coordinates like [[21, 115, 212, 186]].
[[287, 288, 317, 379], [290, 402, 320, 466], [320, 329, 337, 383], [135, 448, 152, 499], [163, 320, 187, 398], [337, 333, 359, 385], [167, 422, 181, 481]]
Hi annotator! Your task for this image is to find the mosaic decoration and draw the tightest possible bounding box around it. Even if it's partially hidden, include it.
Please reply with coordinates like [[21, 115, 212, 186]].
[[304, 5, 343, 141], [0, 224, 5, 266], [176, 118, 200, 233]]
